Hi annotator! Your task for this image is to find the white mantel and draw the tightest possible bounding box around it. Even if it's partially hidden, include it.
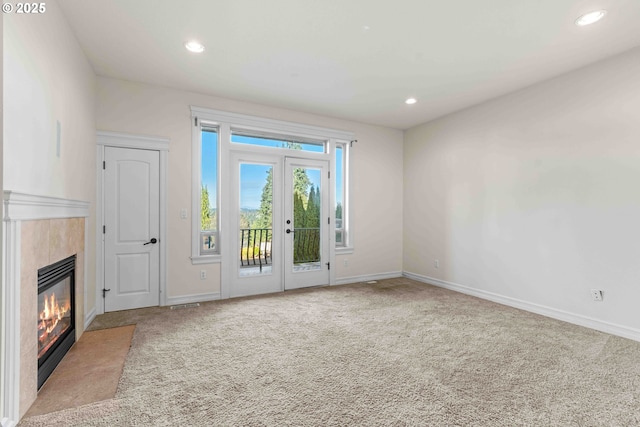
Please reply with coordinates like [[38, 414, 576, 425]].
[[1, 192, 90, 427]]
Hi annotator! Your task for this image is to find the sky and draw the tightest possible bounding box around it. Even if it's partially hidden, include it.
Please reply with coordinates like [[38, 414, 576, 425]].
[[201, 131, 343, 211]]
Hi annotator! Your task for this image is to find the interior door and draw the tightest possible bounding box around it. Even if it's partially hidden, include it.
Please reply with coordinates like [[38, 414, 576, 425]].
[[284, 157, 330, 289], [104, 146, 160, 311]]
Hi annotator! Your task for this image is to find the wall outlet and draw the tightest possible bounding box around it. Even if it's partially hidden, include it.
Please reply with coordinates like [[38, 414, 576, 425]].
[[434, 259, 439, 269], [343, 259, 348, 267], [590, 289, 603, 301], [200, 270, 207, 280], [180, 208, 188, 219]]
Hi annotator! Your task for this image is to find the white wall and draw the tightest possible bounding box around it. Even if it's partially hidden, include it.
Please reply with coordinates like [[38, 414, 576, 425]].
[[404, 47, 640, 339], [96, 77, 403, 299], [3, 1, 97, 315], [4, 2, 96, 422]]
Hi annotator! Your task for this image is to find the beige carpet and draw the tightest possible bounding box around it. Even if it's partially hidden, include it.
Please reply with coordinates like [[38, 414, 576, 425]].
[[18, 278, 640, 426], [24, 325, 135, 417]]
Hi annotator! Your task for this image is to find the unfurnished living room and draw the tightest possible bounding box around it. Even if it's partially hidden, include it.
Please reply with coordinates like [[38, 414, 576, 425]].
[[2, 1, 640, 426]]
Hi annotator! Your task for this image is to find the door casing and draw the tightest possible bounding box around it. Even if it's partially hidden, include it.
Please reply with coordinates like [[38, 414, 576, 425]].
[[96, 131, 169, 316]]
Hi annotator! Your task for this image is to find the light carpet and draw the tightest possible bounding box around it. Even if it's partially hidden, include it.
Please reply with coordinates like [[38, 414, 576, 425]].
[[18, 278, 640, 426]]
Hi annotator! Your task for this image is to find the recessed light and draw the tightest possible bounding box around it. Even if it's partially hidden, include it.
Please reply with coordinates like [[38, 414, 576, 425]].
[[185, 41, 205, 53], [575, 10, 607, 26], [405, 97, 417, 105]]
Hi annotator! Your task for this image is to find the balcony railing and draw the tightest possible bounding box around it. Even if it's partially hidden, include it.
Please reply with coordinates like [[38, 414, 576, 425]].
[[291, 228, 320, 264], [239, 227, 321, 270]]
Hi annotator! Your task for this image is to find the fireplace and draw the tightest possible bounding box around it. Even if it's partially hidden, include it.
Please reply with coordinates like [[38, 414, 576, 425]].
[[37, 255, 76, 390]]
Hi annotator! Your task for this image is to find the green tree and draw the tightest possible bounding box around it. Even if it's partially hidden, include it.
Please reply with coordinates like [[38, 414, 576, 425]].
[[305, 186, 320, 228], [293, 192, 306, 229], [254, 169, 273, 230], [293, 167, 311, 200], [201, 185, 212, 230]]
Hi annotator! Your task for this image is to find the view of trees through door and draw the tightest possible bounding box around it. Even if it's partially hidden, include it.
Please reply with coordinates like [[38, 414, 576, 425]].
[[235, 164, 321, 269]]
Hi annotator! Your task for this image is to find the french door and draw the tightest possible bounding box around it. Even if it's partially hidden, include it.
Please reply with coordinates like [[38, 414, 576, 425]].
[[229, 152, 330, 297]]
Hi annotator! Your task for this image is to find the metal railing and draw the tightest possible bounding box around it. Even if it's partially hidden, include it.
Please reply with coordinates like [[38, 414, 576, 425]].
[[239, 227, 321, 270], [240, 228, 272, 271], [291, 228, 320, 263]]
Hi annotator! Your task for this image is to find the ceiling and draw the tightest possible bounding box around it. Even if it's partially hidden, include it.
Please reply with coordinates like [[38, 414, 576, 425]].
[[58, 0, 640, 130]]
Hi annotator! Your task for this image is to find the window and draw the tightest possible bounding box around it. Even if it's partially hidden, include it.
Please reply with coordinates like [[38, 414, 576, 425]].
[[231, 129, 326, 153], [198, 127, 219, 256], [191, 106, 354, 263], [335, 142, 349, 249]]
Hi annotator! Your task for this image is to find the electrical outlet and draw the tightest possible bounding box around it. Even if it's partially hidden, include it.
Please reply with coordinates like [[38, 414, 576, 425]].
[[343, 259, 348, 267], [434, 260, 439, 269], [200, 270, 207, 280], [180, 208, 187, 219], [590, 289, 603, 301]]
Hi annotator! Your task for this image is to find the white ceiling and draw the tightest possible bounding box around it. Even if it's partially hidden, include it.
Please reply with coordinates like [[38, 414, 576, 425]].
[[58, 0, 640, 130]]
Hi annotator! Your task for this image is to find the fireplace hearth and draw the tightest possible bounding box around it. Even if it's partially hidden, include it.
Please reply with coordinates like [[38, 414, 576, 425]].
[[37, 255, 76, 389]]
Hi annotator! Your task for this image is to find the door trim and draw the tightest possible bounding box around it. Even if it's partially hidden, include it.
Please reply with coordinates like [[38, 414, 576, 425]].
[[96, 131, 169, 316]]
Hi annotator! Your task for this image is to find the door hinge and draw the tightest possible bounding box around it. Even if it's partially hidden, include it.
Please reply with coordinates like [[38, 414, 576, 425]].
[[103, 161, 106, 170], [328, 217, 330, 225], [103, 225, 106, 234], [195, 117, 198, 127], [326, 262, 330, 270], [328, 171, 330, 179]]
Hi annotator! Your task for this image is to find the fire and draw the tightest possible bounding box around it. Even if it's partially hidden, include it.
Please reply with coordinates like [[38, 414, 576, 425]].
[[38, 291, 71, 358]]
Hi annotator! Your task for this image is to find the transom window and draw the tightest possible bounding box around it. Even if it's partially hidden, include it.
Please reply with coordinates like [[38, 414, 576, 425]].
[[231, 129, 326, 153]]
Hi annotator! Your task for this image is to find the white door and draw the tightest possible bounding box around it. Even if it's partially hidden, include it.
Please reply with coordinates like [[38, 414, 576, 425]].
[[104, 146, 160, 311], [229, 153, 329, 297], [284, 158, 330, 289], [230, 152, 283, 297]]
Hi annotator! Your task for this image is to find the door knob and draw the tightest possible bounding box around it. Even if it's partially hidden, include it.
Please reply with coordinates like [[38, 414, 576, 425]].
[[143, 238, 158, 245], [286, 229, 294, 234]]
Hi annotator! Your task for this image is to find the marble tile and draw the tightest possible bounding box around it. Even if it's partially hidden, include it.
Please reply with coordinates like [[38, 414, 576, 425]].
[[20, 220, 49, 416], [49, 219, 72, 264], [75, 251, 85, 337], [69, 218, 85, 254], [21, 220, 51, 271]]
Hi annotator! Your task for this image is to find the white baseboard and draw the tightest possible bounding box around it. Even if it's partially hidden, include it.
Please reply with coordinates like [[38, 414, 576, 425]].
[[84, 307, 97, 330], [335, 271, 402, 286], [166, 292, 221, 306], [1, 417, 17, 427], [403, 271, 640, 343]]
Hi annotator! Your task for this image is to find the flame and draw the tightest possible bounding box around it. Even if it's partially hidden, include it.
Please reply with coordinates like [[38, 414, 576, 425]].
[[38, 290, 71, 357]]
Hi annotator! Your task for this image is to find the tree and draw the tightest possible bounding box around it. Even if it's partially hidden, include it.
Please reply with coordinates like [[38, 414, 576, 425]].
[[335, 202, 343, 221], [254, 169, 273, 230], [305, 186, 320, 228], [201, 185, 212, 230], [293, 167, 311, 201]]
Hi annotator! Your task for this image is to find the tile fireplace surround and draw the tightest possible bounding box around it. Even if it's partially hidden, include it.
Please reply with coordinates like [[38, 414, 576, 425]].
[[2, 192, 91, 426]]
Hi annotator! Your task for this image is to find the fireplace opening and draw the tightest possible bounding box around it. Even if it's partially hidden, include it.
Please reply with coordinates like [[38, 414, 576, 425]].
[[37, 255, 76, 390]]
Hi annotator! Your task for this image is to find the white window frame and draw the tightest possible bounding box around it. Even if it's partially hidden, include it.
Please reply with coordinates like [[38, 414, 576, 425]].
[[191, 120, 221, 264], [334, 140, 353, 254], [190, 106, 354, 267]]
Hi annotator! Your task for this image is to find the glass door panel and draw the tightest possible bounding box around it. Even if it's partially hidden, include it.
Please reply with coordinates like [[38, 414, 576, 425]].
[[239, 163, 273, 277], [291, 167, 322, 271], [284, 158, 329, 289], [230, 153, 282, 298]]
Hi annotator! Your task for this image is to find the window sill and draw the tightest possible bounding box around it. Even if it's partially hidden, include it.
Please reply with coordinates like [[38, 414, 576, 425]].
[[191, 255, 221, 265], [335, 246, 354, 255]]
